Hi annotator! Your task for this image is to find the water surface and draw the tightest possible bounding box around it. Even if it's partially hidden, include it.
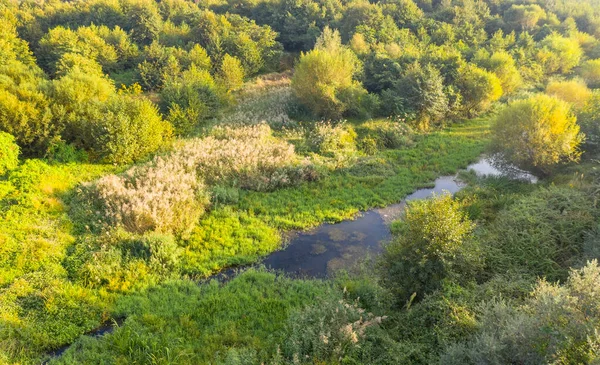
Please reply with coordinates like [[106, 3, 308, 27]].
[[262, 157, 532, 277]]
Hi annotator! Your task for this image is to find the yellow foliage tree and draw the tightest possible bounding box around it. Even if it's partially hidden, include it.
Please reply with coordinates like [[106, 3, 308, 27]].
[[492, 94, 583, 174]]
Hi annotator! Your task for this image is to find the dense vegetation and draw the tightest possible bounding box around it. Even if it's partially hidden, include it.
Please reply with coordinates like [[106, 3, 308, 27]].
[[1, 0, 600, 363]]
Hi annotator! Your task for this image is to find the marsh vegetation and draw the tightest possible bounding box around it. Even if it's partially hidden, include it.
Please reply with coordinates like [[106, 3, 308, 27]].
[[1, 0, 600, 363]]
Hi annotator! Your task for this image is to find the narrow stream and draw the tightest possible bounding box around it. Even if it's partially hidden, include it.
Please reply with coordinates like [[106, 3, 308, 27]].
[[261, 157, 536, 277]]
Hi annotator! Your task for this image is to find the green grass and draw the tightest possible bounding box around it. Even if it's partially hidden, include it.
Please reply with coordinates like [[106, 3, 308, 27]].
[[0, 160, 118, 363], [239, 118, 490, 230], [51, 270, 340, 364]]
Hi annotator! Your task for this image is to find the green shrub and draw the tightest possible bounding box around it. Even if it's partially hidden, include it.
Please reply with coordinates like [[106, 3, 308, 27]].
[[442, 261, 600, 365], [358, 136, 378, 155], [579, 91, 600, 151], [0, 132, 19, 175], [281, 296, 386, 362], [90, 95, 172, 164], [307, 121, 357, 156], [580, 59, 600, 88], [66, 230, 180, 291], [482, 185, 595, 281], [379, 194, 478, 303], [357, 119, 414, 149], [45, 140, 88, 163]]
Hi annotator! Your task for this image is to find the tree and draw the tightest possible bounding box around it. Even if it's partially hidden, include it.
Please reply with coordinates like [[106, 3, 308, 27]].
[[379, 194, 477, 303], [121, 0, 163, 45], [161, 66, 222, 135], [292, 27, 368, 119], [381, 63, 449, 130], [474, 50, 523, 95], [137, 42, 181, 91], [491, 94, 583, 174], [579, 59, 600, 88], [503, 4, 546, 31], [218, 54, 245, 92], [456, 64, 503, 116], [49, 62, 116, 148]]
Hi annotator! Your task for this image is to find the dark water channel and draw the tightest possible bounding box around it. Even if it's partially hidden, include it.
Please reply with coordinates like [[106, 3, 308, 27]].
[[261, 157, 536, 277]]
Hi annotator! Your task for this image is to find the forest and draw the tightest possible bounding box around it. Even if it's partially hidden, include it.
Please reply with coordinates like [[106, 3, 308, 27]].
[[1, 0, 600, 363]]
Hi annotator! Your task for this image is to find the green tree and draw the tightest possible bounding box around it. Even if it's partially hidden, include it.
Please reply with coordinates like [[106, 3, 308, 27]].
[[474, 50, 523, 95], [292, 27, 368, 119], [381, 63, 449, 130], [218, 54, 245, 92], [161, 66, 222, 135], [537, 33, 583, 74], [503, 4, 546, 31], [121, 0, 163, 45], [137, 42, 181, 91], [379, 194, 478, 303], [491, 94, 583, 174], [89, 95, 172, 164]]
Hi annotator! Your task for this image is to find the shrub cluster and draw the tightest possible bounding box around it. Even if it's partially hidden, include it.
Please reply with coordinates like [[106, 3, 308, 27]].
[[85, 124, 318, 236], [307, 121, 358, 156], [442, 261, 600, 365]]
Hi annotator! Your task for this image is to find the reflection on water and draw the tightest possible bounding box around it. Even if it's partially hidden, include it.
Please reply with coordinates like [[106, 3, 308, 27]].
[[467, 157, 538, 183], [262, 158, 535, 278]]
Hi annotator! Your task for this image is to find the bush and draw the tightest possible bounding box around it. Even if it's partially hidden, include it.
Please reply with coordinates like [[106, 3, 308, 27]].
[[482, 185, 595, 281], [578, 91, 600, 151], [0, 132, 19, 175], [357, 119, 414, 150], [546, 78, 592, 110], [491, 94, 582, 174], [307, 121, 357, 156], [379, 194, 478, 303], [281, 296, 386, 362], [67, 229, 181, 291], [84, 155, 208, 236], [90, 95, 172, 164], [442, 261, 600, 365]]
